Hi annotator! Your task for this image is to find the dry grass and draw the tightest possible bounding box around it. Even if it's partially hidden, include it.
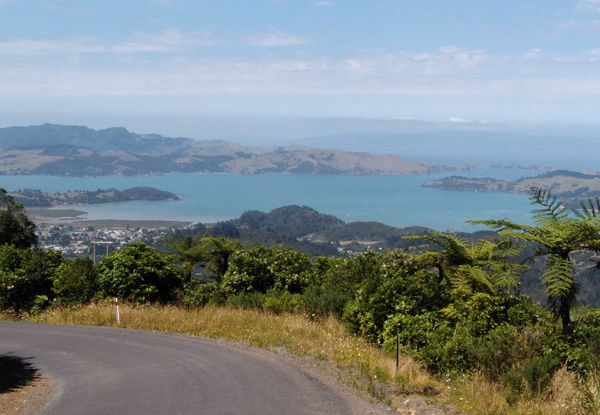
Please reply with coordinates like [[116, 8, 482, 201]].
[[449, 368, 592, 415], [15, 303, 437, 403], [4, 303, 597, 415]]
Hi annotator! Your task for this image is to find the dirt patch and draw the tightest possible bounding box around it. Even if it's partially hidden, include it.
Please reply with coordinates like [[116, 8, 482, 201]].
[[0, 376, 53, 415], [0, 354, 54, 415]]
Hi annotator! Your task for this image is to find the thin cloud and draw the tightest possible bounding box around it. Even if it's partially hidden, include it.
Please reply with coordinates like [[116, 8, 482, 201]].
[[2, 48, 600, 96], [314, 1, 334, 6], [113, 29, 221, 53], [0, 37, 105, 56], [0, 30, 221, 56], [247, 28, 308, 46], [577, 0, 600, 12]]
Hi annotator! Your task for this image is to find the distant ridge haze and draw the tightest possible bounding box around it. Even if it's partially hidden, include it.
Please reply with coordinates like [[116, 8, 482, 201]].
[[0, 122, 598, 174], [0, 123, 458, 176]]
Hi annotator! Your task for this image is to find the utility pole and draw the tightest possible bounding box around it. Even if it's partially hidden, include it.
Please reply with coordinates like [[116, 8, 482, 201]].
[[92, 241, 111, 264]]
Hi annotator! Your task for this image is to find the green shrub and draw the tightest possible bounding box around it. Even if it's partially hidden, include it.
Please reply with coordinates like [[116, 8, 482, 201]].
[[300, 285, 349, 318], [0, 245, 63, 313], [567, 310, 600, 372], [181, 281, 222, 308], [227, 292, 265, 309], [471, 324, 549, 382], [315, 252, 381, 294], [504, 353, 560, 403], [342, 250, 442, 344], [53, 256, 98, 305], [221, 245, 313, 295], [415, 323, 477, 374], [97, 242, 182, 304], [263, 295, 286, 314], [382, 311, 441, 352]]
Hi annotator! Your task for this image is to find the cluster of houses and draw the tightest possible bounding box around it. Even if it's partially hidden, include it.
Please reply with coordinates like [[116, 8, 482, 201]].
[[35, 224, 173, 259]]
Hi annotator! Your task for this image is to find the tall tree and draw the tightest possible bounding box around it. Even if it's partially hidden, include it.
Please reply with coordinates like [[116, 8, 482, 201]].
[[0, 189, 37, 249], [470, 187, 600, 333]]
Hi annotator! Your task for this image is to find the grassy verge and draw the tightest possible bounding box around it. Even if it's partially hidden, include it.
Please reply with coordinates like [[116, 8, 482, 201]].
[[3, 304, 598, 415], [5, 303, 439, 407]]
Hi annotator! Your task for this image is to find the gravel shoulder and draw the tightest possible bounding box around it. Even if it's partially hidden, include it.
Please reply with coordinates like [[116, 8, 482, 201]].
[[0, 376, 54, 415]]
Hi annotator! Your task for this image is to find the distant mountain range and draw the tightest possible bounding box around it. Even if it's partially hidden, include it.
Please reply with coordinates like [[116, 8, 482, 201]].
[[0, 123, 466, 176]]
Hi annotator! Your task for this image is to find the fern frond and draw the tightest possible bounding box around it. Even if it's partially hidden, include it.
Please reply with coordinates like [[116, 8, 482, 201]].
[[467, 265, 496, 295], [492, 268, 522, 293], [448, 266, 473, 300], [492, 238, 523, 259], [529, 187, 569, 227], [541, 255, 574, 300], [405, 231, 471, 264], [471, 239, 493, 261], [573, 197, 600, 220], [468, 219, 543, 242]]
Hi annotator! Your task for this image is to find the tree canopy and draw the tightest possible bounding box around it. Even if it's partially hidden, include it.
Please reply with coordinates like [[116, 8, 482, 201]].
[[0, 188, 37, 249]]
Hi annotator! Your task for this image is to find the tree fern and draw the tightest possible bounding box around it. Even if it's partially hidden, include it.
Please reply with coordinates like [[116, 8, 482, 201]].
[[406, 230, 520, 299], [471, 187, 600, 333]]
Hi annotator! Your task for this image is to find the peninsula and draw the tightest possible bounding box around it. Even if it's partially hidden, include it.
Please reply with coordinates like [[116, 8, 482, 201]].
[[423, 170, 600, 207], [9, 186, 179, 207]]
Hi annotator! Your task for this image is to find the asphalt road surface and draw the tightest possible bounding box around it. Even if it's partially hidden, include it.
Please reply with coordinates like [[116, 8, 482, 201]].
[[0, 322, 390, 415]]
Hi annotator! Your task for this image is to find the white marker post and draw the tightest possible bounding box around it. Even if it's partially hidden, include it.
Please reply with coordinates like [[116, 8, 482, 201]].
[[115, 297, 120, 324]]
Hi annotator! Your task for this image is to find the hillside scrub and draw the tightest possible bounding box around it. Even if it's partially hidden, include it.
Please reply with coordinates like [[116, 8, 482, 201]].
[[3, 190, 600, 414]]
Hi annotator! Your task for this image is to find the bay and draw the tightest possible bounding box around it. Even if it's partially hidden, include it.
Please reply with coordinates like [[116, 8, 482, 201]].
[[1, 168, 540, 232]]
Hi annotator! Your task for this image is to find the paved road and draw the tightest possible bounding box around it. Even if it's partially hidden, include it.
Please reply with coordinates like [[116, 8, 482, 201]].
[[0, 322, 388, 415]]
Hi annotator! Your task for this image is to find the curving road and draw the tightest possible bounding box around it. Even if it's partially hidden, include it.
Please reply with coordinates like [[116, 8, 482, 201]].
[[0, 322, 389, 415]]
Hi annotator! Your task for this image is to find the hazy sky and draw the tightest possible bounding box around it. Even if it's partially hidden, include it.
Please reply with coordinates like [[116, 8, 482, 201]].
[[1, 0, 600, 135]]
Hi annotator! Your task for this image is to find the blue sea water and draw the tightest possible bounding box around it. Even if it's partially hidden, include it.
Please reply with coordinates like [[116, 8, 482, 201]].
[[1, 167, 542, 232]]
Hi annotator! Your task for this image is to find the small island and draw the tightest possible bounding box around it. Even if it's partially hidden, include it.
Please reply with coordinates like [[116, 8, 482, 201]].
[[10, 186, 180, 207], [423, 170, 600, 207]]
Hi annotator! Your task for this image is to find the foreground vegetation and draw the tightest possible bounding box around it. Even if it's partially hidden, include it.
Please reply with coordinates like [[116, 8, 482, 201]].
[[3, 186, 600, 414], [5, 303, 596, 415]]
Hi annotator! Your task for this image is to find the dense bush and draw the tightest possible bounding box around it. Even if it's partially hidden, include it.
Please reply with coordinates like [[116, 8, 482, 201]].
[[0, 245, 63, 312], [53, 256, 99, 305], [97, 242, 182, 304], [343, 250, 444, 344], [181, 281, 224, 307], [221, 245, 314, 295]]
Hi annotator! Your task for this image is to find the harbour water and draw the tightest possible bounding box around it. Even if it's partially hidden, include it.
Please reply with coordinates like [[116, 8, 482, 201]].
[[2, 167, 542, 232]]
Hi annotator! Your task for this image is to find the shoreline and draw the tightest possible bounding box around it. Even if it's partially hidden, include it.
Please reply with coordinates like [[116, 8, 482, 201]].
[[27, 207, 193, 229]]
